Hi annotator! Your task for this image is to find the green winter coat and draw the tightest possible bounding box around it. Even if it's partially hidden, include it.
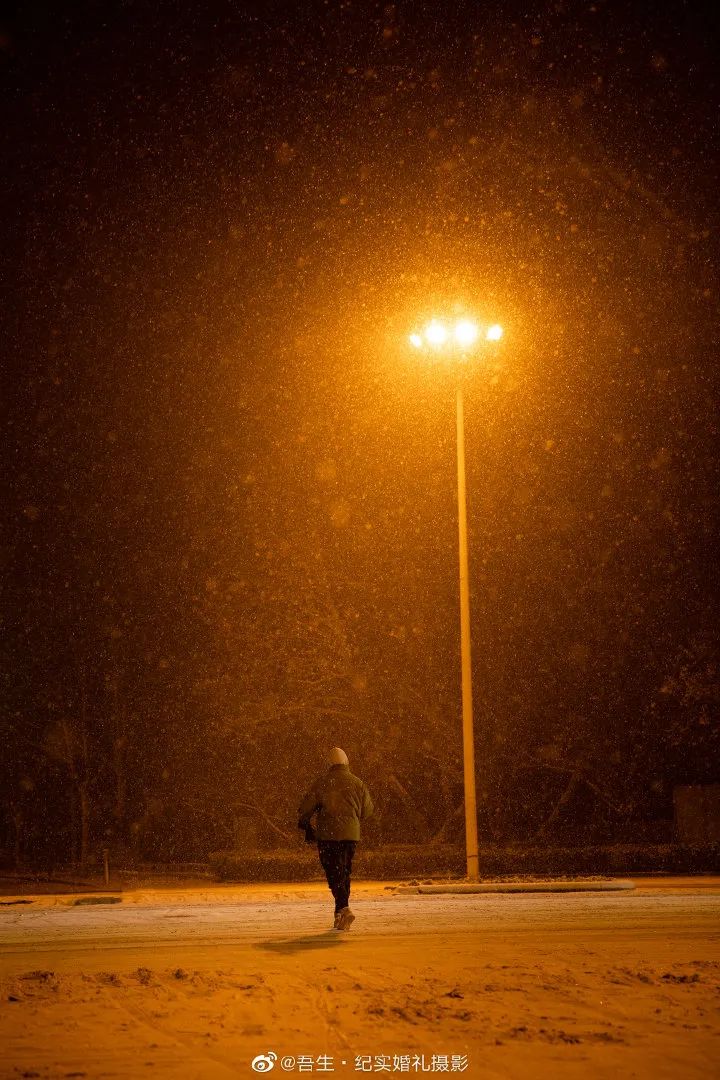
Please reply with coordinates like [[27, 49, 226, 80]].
[[297, 764, 374, 842]]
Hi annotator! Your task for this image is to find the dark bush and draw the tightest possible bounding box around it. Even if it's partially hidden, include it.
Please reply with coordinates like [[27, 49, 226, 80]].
[[209, 844, 464, 882], [209, 842, 720, 882]]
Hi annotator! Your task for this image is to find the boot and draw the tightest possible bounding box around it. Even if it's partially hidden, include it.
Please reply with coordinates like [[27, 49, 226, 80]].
[[336, 906, 355, 931]]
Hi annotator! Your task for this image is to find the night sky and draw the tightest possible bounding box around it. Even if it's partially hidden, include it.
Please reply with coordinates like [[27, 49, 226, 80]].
[[2, 1, 719, 863]]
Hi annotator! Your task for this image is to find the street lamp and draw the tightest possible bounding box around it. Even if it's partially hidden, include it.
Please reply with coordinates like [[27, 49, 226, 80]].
[[408, 317, 503, 882]]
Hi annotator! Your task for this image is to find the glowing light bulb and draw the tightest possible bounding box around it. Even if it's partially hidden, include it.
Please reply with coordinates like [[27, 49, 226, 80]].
[[486, 324, 503, 341], [425, 320, 448, 346], [409, 333, 423, 348], [454, 320, 479, 347]]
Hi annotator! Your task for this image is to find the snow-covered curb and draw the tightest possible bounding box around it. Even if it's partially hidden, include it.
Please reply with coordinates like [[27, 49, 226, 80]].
[[0, 878, 641, 909], [395, 879, 636, 894], [0, 881, 393, 908]]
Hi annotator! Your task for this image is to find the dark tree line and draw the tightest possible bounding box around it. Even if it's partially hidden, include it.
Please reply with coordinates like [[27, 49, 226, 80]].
[[2, 552, 717, 869]]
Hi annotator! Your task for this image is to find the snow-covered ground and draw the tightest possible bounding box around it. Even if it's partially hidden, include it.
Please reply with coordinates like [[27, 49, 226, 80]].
[[1, 880, 718, 1079]]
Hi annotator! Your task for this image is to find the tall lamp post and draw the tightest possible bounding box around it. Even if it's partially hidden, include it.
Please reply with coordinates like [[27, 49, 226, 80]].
[[409, 318, 503, 882]]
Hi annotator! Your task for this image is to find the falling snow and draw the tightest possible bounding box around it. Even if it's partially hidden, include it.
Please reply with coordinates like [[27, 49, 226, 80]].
[[1, 1, 718, 868]]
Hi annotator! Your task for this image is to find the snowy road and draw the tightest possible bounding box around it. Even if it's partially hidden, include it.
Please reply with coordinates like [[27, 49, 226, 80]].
[[1, 881, 719, 1079], [0, 888, 718, 956]]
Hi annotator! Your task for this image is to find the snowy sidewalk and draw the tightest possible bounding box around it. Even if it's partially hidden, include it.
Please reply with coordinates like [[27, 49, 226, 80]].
[[2, 874, 719, 911]]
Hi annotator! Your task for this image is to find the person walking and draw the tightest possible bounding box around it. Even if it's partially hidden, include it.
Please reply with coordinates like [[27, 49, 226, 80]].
[[298, 747, 374, 931]]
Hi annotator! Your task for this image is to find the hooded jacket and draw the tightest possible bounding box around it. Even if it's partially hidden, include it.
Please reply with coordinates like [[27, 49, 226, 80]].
[[298, 763, 374, 842]]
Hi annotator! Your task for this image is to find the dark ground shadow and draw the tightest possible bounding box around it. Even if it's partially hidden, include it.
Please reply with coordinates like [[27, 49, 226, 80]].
[[254, 932, 347, 955]]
